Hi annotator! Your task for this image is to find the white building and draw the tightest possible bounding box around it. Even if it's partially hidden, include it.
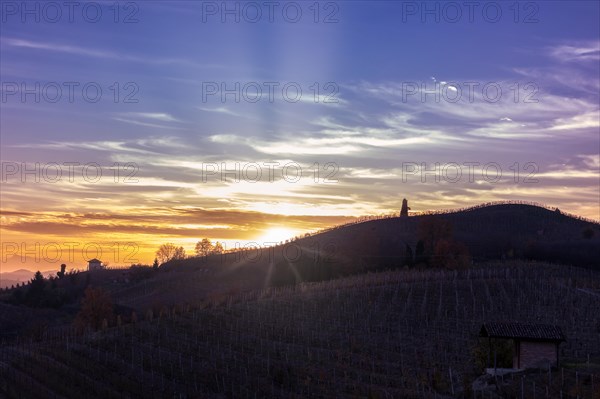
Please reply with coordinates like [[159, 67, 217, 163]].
[[88, 258, 105, 271]]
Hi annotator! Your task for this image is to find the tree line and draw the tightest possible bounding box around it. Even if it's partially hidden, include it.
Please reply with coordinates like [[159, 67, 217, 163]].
[[155, 238, 225, 265]]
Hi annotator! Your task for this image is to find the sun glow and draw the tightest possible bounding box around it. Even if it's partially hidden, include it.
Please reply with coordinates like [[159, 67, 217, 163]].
[[256, 228, 299, 245]]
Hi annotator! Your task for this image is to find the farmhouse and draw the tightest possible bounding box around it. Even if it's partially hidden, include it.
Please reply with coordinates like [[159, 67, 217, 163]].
[[480, 322, 565, 370], [87, 258, 105, 271]]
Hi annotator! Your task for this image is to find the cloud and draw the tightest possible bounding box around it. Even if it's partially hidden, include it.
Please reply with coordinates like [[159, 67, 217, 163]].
[[577, 154, 600, 169], [0, 207, 355, 239], [121, 113, 181, 122], [209, 132, 431, 156], [350, 75, 599, 141], [1, 37, 200, 67], [8, 137, 189, 155], [549, 111, 600, 131], [548, 41, 600, 62], [2, 37, 120, 59], [197, 107, 241, 117], [9, 140, 154, 154], [297, 94, 347, 106], [112, 112, 184, 129]]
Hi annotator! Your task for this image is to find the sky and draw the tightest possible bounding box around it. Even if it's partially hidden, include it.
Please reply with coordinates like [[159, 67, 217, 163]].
[[1, 1, 599, 272]]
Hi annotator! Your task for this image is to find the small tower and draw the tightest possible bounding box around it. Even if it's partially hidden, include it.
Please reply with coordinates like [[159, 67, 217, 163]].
[[400, 198, 410, 217], [57, 264, 66, 279]]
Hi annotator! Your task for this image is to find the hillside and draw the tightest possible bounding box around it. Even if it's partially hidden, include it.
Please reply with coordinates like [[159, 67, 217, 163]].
[[2, 203, 598, 322], [121, 203, 599, 309], [314, 203, 600, 268], [1, 262, 599, 398]]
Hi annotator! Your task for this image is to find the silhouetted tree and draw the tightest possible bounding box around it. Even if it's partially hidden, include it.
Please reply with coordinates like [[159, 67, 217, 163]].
[[7, 271, 70, 308], [68, 269, 79, 284], [583, 227, 595, 239], [400, 198, 410, 217], [11, 288, 23, 302], [195, 238, 214, 257], [175, 246, 186, 259], [27, 271, 46, 301], [156, 243, 186, 264], [152, 258, 159, 270], [212, 241, 224, 255]]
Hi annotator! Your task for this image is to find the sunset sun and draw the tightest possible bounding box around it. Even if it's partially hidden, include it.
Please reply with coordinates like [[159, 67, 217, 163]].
[[257, 228, 298, 245]]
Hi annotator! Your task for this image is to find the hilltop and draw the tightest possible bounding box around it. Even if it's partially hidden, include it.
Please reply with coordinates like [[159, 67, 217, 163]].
[[144, 202, 599, 306]]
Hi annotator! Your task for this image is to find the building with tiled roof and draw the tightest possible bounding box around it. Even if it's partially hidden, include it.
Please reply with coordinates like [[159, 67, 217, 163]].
[[480, 322, 565, 370]]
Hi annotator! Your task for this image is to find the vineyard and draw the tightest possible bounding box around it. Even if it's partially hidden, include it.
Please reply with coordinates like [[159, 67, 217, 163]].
[[1, 262, 599, 398]]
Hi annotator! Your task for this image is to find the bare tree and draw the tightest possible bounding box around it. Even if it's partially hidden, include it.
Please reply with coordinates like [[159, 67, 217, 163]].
[[156, 243, 186, 264], [195, 238, 214, 257], [174, 246, 186, 260], [212, 241, 224, 254], [74, 287, 113, 331]]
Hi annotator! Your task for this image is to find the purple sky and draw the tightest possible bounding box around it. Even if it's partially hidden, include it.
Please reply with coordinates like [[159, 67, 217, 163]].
[[1, 1, 599, 269]]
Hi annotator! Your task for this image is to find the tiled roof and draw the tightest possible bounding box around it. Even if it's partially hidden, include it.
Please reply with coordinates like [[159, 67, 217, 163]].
[[480, 322, 565, 341]]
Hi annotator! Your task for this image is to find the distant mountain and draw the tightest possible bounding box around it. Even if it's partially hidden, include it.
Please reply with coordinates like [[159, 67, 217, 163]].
[[0, 255, 61, 274], [0, 267, 57, 289], [0, 269, 33, 289]]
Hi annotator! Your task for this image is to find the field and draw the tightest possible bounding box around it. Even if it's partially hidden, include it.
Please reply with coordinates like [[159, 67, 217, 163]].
[[1, 262, 599, 398]]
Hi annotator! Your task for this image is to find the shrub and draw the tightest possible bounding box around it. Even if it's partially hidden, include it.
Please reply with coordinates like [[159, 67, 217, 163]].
[[74, 287, 114, 331]]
